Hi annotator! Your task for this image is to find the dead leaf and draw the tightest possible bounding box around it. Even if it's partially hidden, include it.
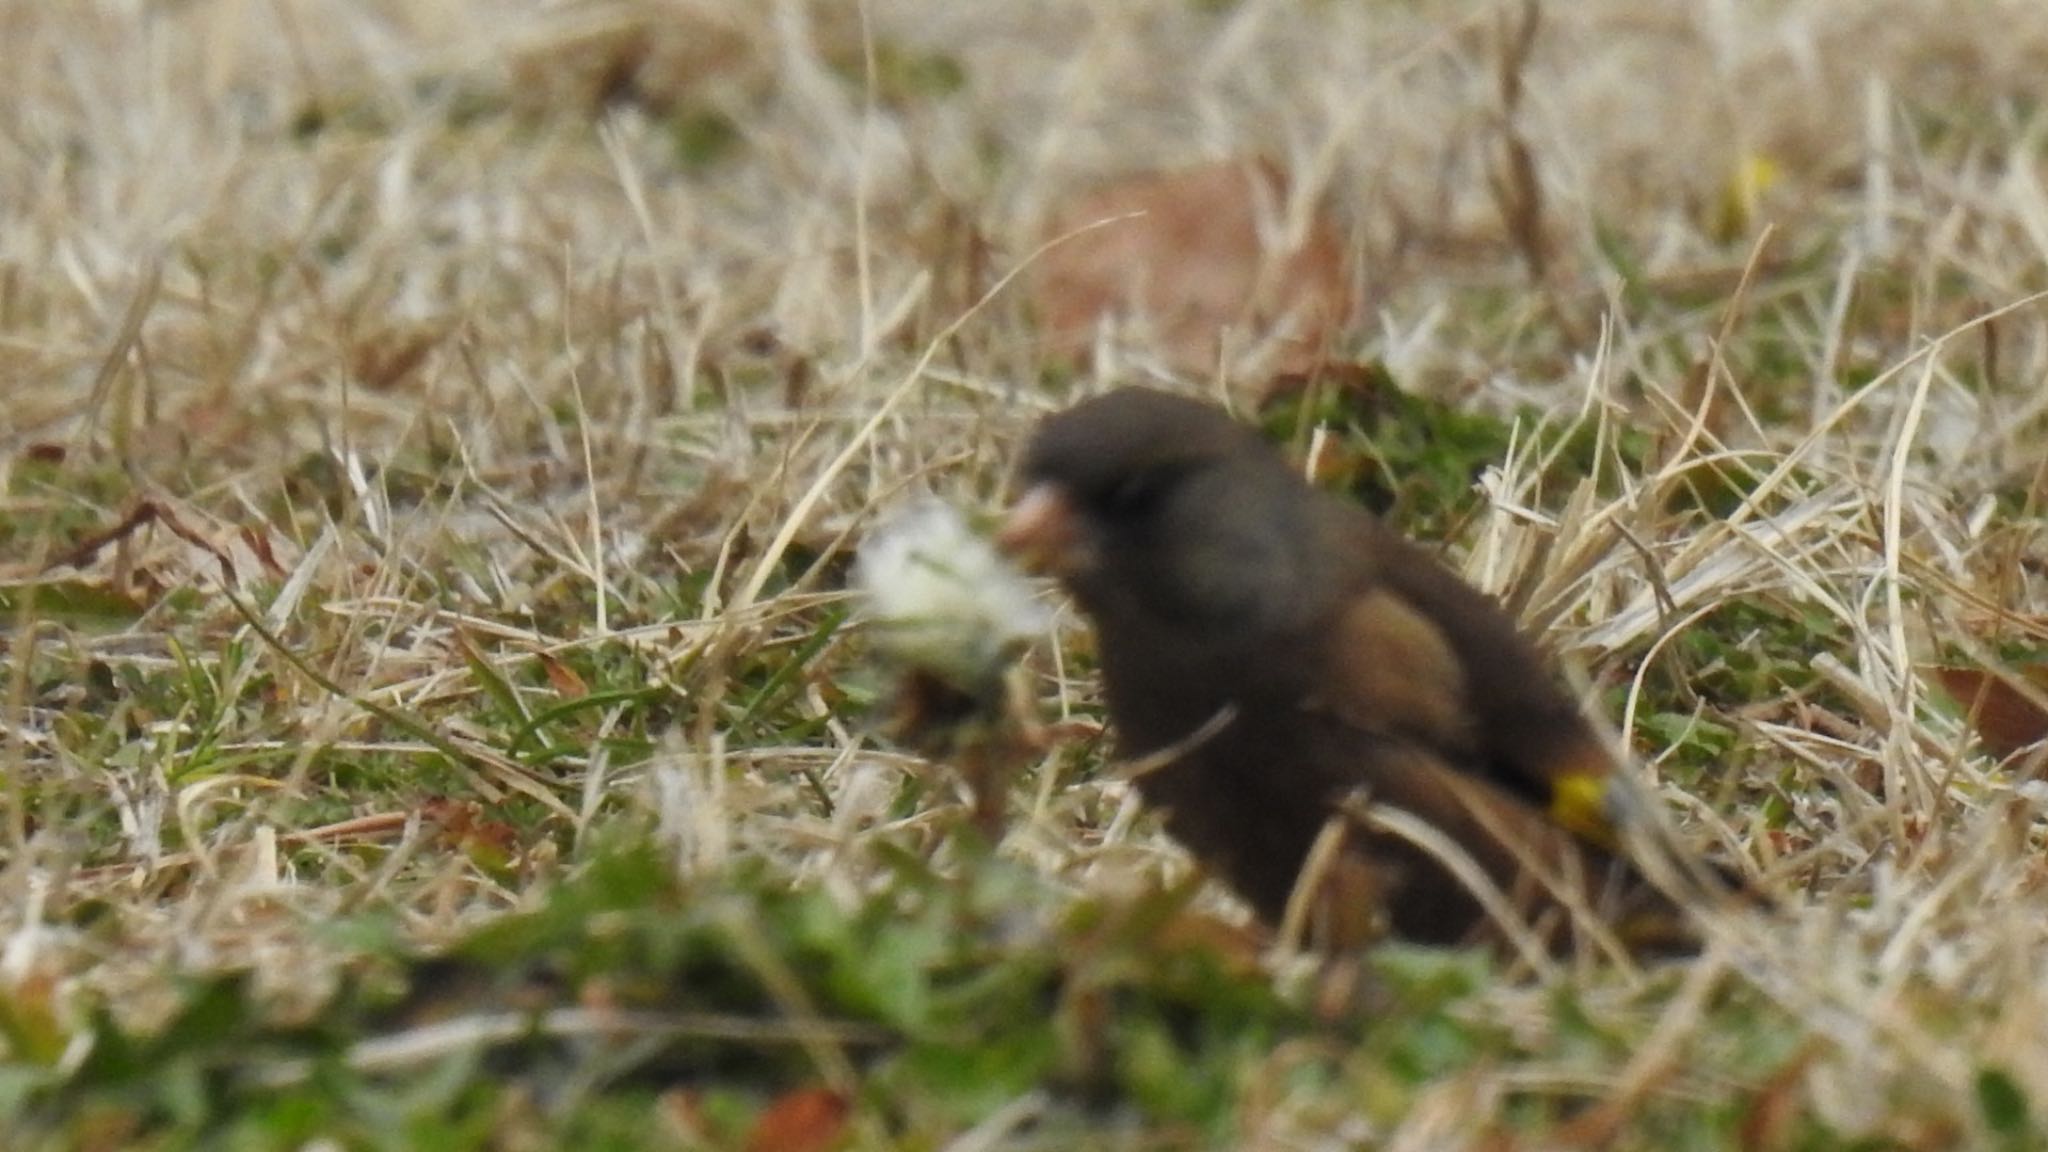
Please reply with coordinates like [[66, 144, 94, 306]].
[[1030, 158, 1351, 391], [1926, 664, 2048, 758], [538, 652, 590, 699], [743, 1086, 849, 1152]]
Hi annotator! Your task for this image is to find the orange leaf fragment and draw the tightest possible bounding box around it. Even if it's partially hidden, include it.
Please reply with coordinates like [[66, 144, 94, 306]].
[[1030, 158, 1352, 387], [539, 652, 590, 699], [1926, 664, 2048, 758], [743, 1086, 850, 1152]]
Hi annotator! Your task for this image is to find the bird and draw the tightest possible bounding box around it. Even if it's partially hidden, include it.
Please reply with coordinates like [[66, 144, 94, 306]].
[[997, 386, 1716, 955]]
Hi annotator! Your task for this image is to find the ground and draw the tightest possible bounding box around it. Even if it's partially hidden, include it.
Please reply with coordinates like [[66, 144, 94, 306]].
[[4, 1, 2048, 1148]]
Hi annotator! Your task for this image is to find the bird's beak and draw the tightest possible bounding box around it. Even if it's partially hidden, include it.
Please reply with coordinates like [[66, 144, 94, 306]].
[[997, 483, 1088, 577]]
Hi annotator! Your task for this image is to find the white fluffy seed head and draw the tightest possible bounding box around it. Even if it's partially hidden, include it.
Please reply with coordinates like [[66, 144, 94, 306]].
[[853, 497, 1049, 693]]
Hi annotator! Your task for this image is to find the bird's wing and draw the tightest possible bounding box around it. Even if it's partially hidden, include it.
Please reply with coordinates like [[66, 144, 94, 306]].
[[1310, 584, 1481, 758], [1304, 733, 1685, 952], [1304, 512, 1627, 852]]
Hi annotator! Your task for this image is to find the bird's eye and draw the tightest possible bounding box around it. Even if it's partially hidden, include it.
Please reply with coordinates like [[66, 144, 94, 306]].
[[1102, 471, 1165, 516]]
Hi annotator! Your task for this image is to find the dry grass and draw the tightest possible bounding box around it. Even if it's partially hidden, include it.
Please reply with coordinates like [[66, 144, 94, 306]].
[[6, 0, 2048, 1146]]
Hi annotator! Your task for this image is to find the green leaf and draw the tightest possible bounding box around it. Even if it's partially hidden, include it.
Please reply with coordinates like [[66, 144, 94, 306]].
[[1978, 1066, 2033, 1137], [455, 629, 531, 728]]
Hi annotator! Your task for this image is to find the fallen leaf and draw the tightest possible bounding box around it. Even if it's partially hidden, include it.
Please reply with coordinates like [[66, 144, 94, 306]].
[[538, 652, 590, 699], [1926, 664, 2048, 758], [1030, 158, 1351, 390], [743, 1086, 849, 1152]]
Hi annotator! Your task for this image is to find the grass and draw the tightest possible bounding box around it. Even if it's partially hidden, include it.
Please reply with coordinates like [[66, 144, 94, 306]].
[[6, 0, 2048, 1147]]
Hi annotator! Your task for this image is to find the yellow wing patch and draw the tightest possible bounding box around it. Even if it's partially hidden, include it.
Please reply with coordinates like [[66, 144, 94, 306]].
[[1547, 769, 1618, 851]]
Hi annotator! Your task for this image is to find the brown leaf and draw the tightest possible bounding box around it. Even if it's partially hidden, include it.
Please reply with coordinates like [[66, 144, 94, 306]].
[[1030, 158, 1351, 388], [743, 1087, 849, 1152], [1926, 664, 2048, 758], [538, 652, 590, 699]]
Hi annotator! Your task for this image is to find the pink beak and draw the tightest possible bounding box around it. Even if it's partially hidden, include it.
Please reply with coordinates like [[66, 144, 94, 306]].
[[996, 483, 1087, 576]]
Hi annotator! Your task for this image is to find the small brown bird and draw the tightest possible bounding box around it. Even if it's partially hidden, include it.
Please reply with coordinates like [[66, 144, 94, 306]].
[[999, 387, 1707, 955]]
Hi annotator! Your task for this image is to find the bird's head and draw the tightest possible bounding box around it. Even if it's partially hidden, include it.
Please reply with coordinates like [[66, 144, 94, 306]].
[[998, 388, 1314, 629]]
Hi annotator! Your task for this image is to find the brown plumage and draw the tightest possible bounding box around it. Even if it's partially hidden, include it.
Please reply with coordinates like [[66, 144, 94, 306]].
[[1000, 386, 1706, 954]]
